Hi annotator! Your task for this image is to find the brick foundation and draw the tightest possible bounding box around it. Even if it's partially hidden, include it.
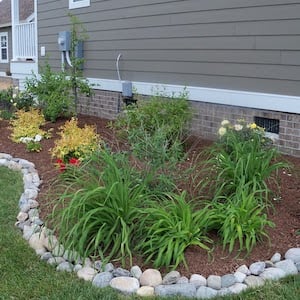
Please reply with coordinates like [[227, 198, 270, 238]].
[[77, 89, 300, 157]]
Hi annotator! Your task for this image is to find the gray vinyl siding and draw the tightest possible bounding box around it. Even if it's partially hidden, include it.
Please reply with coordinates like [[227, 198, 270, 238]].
[[38, 0, 300, 96], [0, 27, 11, 74]]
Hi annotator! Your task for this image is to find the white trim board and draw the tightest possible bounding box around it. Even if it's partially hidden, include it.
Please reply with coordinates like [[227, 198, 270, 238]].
[[87, 78, 300, 114]]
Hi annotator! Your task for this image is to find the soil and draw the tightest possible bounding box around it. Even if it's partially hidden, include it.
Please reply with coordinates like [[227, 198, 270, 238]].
[[0, 114, 299, 277]]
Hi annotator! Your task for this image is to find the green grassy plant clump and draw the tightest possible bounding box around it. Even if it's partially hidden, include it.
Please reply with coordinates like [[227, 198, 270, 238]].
[[196, 119, 288, 254]]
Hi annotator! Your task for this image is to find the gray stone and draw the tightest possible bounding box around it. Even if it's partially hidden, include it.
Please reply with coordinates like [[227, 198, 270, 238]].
[[275, 259, 298, 275], [177, 276, 189, 284], [28, 199, 39, 208], [265, 260, 275, 268], [43, 235, 58, 251], [136, 286, 155, 297], [73, 264, 83, 273], [249, 261, 265, 275], [24, 188, 38, 200], [155, 283, 196, 298], [234, 271, 247, 283], [285, 248, 300, 264], [104, 262, 114, 272], [140, 269, 162, 287], [131, 265, 142, 279], [221, 274, 237, 288], [271, 252, 281, 263], [112, 267, 132, 277], [244, 275, 265, 287], [15, 219, 31, 231], [40, 252, 53, 261], [196, 286, 218, 299], [259, 267, 286, 280], [77, 267, 98, 281], [218, 288, 232, 297], [83, 257, 92, 268], [190, 274, 206, 287], [162, 270, 181, 285], [28, 208, 39, 220], [110, 277, 140, 295], [207, 275, 221, 290], [28, 232, 46, 252], [92, 272, 113, 288], [17, 212, 28, 222], [93, 260, 103, 271], [20, 203, 31, 213], [236, 264, 251, 275], [296, 262, 300, 272], [31, 217, 43, 226], [57, 262, 74, 272], [0, 153, 12, 160], [48, 257, 65, 266], [18, 159, 35, 168], [228, 283, 248, 294]]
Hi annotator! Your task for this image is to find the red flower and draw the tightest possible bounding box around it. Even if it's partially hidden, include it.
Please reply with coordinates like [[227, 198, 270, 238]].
[[69, 157, 80, 166], [59, 163, 66, 172]]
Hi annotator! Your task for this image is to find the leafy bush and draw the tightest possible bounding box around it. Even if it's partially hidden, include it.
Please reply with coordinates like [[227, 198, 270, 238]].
[[9, 108, 51, 152], [25, 64, 74, 122], [49, 149, 151, 265], [136, 191, 212, 269], [50, 118, 100, 163]]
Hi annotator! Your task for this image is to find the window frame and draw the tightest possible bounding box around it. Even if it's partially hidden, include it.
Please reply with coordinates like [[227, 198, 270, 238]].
[[0, 32, 9, 63], [69, 0, 90, 9]]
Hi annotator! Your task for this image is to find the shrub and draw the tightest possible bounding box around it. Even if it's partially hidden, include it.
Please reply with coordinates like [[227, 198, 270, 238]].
[[9, 108, 50, 152], [136, 191, 212, 269], [50, 118, 101, 163]]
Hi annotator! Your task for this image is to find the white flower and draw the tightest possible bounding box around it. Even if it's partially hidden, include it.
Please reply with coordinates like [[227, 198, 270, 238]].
[[12, 93, 17, 99], [34, 134, 43, 142], [218, 127, 227, 136], [221, 120, 230, 126], [234, 124, 243, 131], [19, 137, 33, 143]]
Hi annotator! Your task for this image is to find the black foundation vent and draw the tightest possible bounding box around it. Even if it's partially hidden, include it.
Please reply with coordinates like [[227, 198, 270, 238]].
[[254, 116, 279, 134]]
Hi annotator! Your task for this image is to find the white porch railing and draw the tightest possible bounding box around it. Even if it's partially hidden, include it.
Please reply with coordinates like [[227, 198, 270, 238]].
[[14, 22, 36, 59]]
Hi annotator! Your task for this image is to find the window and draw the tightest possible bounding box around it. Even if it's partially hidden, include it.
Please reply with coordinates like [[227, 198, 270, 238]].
[[0, 32, 8, 63], [254, 116, 280, 134], [69, 0, 90, 9]]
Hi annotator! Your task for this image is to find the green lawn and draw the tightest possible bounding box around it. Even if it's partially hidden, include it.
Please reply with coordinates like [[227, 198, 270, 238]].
[[0, 166, 299, 300]]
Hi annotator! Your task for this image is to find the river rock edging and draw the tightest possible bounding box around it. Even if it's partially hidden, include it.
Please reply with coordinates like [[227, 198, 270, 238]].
[[1, 153, 299, 299]]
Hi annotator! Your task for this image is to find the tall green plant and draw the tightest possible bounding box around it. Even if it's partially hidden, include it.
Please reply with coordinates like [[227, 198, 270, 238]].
[[136, 191, 212, 269], [49, 148, 152, 266]]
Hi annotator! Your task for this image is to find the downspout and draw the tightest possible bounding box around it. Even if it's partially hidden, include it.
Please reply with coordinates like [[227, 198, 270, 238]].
[[34, 0, 38, 68]]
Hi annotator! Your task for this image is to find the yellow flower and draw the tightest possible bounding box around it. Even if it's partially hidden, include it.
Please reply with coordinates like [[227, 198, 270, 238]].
[[218, 127, 227, 136], [249, 123, 257, 129]]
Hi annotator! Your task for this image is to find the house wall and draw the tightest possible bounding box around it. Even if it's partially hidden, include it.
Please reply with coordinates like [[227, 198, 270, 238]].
[[37, 0, 300, 156]]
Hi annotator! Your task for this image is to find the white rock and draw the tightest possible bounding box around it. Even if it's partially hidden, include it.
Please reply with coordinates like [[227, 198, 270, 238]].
[[234, 271, 247, 283], [249, 261, 265, 275], [48, 257, 65, 266], [28, 232, 45, 252], [190, 274, 207, 287], [259, 267, 286, 280], [43, 235, 58, 251], [244, 275, 265, 287], [136, 286, 155, 297], [162, 270, 181, 285], [207, 275, 221, 290], [228, 283, 248, 294], [271, 252, 281, 263], [17, 212, 28, 222], [275, 259, 298, 275], [77, 267, 98, 281], [131, 265, 143, 279], [196, 286, 218, 299], [52, 244, 65, 257], [140, 269, 162, 287], [110, 277, 140, 294], [285, 248, 300, 264], [236, 264, 251, 275], [24, 188, 38, 199]]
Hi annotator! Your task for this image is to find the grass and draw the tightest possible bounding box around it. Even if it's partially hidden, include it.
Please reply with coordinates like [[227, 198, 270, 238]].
[[0, 166, 299, 300]]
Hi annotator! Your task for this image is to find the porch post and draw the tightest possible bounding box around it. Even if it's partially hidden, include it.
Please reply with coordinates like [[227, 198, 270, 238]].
[[11, 0, 19, 60]]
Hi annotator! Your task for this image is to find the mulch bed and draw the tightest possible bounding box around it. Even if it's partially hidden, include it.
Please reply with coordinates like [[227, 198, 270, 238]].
[[0, 114, 299, 277]]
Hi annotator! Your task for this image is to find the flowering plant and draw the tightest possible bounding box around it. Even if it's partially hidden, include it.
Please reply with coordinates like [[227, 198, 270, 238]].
[[9, 108, 51, 152], [51, 118, 101, 169]]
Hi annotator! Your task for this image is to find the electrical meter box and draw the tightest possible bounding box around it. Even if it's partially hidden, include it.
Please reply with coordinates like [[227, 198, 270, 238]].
[[58, 31, 71, 51]]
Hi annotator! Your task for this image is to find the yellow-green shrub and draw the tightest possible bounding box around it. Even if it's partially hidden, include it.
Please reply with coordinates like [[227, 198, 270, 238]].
[[51, 118, 101, 162], [10, 108, 47, 143]]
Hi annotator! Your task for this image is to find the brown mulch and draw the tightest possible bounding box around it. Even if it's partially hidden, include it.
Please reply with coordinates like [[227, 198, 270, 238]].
[[0, 114, 299, 277]]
